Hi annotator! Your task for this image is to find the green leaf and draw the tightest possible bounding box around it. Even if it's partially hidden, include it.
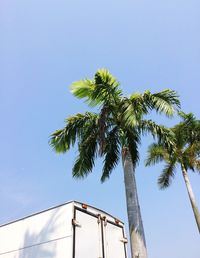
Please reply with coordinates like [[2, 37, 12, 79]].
[[101, 127, 120, 182], [139, 120, 175, 150], [158, 161, 176, 189], [125, 129, 140, 170], [145, 143, 168, 166], [145, 89, 180, 116], [72, 131, 98, 178], [50, 112, 99, 153]]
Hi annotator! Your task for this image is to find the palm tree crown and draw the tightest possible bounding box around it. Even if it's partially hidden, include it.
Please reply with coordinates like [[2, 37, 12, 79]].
[[50, 69, 180, 181], [145, 112, 200, 232], [146, 112, 200, 188]]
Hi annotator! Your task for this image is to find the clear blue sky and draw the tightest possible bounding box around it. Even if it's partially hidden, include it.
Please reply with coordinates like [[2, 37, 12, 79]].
[[0, 0, 199, 257]]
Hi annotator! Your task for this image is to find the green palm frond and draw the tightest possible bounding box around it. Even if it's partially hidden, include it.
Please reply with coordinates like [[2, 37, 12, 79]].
[[171, 112, 200, 152], [90, 69, 122, 105], [94, 69, 121, 94], [183, 143, 200, 171], [172, 127, 186, 149], [98, 106, 109, 155], [139, 120, 175, 150], [172, 115, 193, 148], [175, 112, 200, 142], [129, 93, 149, 114], [70, 79, 94, 99], [158, 161, 176, 189], [119, 96, 144, 127], [184, 143, 200, 158], [178, 111, 195, 122], [146, 89, 180, 116], [50, 112, 99, 153], [70, 69, 122, 107], [145, 143, 168, 166], [194, 160, 200, 172], [119, 89, 180, 128], [101, 127, 120, 182], [50, 128, 68, 153], [125, 129, 140, 169], [70, 79, 101, 107], [72, 131, 98, 178]]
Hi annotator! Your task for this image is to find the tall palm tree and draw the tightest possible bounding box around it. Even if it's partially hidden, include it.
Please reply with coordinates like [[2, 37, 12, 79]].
[[50, 69, 180, 258], [145, 112, 200, 233]]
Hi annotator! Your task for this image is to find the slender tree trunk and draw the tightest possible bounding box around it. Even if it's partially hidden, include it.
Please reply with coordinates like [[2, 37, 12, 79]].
[[181, 164, 200, 233], [122, 149, 148, 258]]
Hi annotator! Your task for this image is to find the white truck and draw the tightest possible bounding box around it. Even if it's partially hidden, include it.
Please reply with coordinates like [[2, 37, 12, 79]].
[[0, 201, 128, 258]]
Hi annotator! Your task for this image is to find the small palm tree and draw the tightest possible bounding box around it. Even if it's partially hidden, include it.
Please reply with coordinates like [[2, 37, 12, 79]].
[[50, 69, 180, 258], [145, 112, 200, 233]]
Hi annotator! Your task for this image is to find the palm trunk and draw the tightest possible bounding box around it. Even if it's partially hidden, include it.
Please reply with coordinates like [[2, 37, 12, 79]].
[[122, 149, 148, 258], [181, 164, 200, 233]]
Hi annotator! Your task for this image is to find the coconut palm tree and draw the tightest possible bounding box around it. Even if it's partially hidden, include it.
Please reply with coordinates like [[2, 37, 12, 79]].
[[145, 112, 200, 233], [50, 69, 180, 258]]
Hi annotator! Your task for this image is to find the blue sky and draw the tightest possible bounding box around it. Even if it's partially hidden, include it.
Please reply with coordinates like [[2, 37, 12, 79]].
[[0, 0, 200, 257]]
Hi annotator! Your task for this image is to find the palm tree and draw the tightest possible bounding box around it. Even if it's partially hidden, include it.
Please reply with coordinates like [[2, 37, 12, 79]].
[[50, 69, 180, 258], [145, 112, 200, 233]]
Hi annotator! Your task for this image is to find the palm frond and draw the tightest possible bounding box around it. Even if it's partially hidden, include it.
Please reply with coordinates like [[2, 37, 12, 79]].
[[143, 89, 180, 116], [129, 92, 149, 114], [178, 111, 195, 122], [158, 161, 176, 189], [145, 143, 168, 166], [101, 127, 120, 182], [50, 128, 69, 153], [91, 69, 122, 105], [72, 131, 98, 179], [125, 129, 140, 169], [70, 79, 93, 98], [119, 96, 144, 128], [173, 112, 200, 147], [194, 160, 200, 172], [50, 112, 99, 153], [139, 120, 175, 150], [70, 79, 101, 107], [172, 126, 186, 149], [98, 106, 109, 155], [183, 143, 200, 171], [71, 69, 122, 107], [184, 143, 200, 157]]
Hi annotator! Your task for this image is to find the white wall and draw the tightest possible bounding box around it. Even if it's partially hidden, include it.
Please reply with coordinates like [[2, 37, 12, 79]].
[[0, 203, 73, 258]]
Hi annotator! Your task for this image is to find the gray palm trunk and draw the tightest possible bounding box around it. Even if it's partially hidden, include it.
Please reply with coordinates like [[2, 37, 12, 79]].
[[122, 149, 148, 258], [181, 164, 200, 233]]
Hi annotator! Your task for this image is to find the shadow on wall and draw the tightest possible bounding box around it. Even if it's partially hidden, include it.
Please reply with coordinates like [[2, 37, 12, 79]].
[[13, 208, 63, 258]]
